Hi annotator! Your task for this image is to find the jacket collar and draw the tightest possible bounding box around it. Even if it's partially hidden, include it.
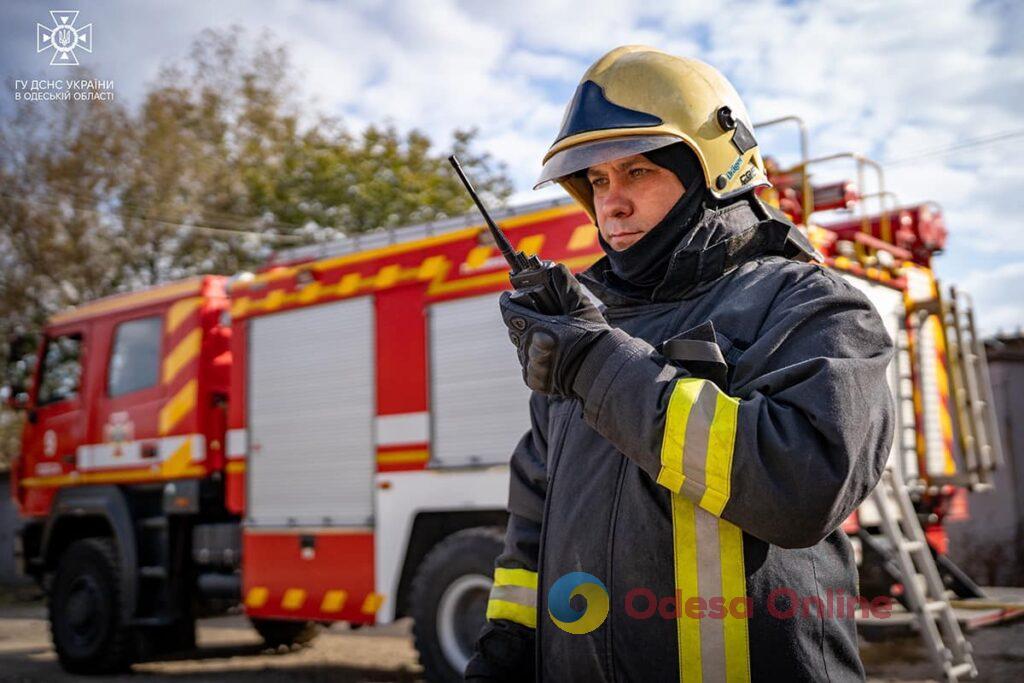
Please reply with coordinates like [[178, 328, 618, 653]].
[[579, 196, 817, 308]]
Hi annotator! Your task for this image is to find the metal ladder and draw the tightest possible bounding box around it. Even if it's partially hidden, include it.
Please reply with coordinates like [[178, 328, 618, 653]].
[[892, 320, 921, 485], [870, 471, 976, 682], [869, 316, 976, 682], [943, 287, 1004, 488]]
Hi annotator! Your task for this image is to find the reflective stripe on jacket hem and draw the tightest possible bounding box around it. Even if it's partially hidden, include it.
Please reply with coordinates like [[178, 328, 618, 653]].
[[670, 494, 751, 682]]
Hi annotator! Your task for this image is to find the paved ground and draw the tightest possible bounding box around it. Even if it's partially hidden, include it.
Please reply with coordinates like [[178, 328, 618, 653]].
[[0, 598, 1022, 682], [0, 599, 425, 682]]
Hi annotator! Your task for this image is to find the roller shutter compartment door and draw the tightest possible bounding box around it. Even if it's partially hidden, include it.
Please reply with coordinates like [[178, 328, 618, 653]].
[[247, 297, 375, 526], [429, 293, 532, 467]]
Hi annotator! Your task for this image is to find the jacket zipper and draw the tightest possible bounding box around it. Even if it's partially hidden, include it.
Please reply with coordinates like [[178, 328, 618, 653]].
[[604, 453, 628, 682], [535, 400, 578, 682]]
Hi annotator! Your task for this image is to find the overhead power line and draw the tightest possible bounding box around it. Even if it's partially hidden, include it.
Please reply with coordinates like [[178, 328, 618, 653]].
[[884, 128, 1024, 166], [0, 190, 308, 243], [36, 177, 311, 236]]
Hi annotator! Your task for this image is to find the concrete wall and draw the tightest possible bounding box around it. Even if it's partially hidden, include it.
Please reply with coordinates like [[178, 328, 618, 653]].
[[946, 336, 1024, 587]]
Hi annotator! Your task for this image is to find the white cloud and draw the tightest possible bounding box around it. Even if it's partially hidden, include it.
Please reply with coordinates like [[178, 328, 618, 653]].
[[503, 50, 584, 81], [958, 261, 1024, 335], [2, 0, 1023, 333]]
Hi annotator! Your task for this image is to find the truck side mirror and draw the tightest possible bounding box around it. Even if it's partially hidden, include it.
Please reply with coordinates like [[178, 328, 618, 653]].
[[3, 333, 39, 411]]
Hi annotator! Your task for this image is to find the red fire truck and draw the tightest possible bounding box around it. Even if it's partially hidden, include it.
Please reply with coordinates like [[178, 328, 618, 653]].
[[4, 136, 1005, 680]]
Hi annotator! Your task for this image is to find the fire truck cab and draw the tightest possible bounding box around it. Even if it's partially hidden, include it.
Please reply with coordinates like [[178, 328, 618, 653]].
[[9, 275, 233, 669]]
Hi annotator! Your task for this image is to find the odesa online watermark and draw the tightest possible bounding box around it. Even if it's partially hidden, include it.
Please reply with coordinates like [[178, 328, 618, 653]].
[[10, 10, 116, 102], [547, 571, 893, 635]]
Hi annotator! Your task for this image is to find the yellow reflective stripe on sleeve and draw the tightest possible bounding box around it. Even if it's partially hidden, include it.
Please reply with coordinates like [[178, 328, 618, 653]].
[[493, 567, 538, 589], [486, 598, 538, 628], [699, 390, 740, 516], [657, 378, 705, 493], [656, 461, 686, 493], [719, 518, 751, 683], [658, 376, 741, 516], [487, 566, 538, 629]]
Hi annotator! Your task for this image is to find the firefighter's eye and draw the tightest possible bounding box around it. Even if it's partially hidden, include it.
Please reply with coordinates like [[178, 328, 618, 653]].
[[589, 176, 608, 188], [629, 167, 650, 178]]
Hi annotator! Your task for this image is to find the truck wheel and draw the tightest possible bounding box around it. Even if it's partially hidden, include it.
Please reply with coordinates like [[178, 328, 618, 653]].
[[411, 526, 505, 683], [49, 538, 133, 674], [250, 618, 321, 648]]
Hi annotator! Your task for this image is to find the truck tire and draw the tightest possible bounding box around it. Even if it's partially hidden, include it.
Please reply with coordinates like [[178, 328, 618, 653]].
[[250, 618, 321, 648], [411, 526, 505, 683], [49, 538, 133, 674]]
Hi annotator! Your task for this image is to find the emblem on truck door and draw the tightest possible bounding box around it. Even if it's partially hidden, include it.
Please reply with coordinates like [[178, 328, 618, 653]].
[[103, 411, 135, 458], [43, 429, 57, 458]]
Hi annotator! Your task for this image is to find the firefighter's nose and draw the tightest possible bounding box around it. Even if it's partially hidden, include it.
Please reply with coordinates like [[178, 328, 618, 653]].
[[602, 181, 633, 220]]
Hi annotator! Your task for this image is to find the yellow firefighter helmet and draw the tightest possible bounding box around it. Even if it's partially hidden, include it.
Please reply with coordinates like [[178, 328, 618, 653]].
[[536, 45, 769, 219]]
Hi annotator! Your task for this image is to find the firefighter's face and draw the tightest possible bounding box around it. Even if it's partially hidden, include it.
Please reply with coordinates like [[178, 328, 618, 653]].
[[586, 153, 685, 251]]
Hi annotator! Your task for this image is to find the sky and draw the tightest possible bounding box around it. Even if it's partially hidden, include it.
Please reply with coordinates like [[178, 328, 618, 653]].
[[2, 0, 1023, 335]]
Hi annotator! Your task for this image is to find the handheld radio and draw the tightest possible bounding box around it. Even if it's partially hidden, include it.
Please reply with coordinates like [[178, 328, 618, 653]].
[[448, 155, 564, 315]]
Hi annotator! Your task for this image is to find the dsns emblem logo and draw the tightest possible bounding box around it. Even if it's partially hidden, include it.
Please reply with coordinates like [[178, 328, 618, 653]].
[[37, 11, 93, 66], [548, 572, 609, 634]]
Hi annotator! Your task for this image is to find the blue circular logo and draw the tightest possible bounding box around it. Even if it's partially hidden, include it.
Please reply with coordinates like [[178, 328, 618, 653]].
[[548, 571, 609, 634]]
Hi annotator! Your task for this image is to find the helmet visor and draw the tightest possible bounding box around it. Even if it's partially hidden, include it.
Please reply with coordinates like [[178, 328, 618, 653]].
[[534, 134, 681, 189]]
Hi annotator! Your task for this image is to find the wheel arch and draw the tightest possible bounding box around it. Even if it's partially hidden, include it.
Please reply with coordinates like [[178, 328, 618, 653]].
[[41, 486, 138, 621], [393, 509, 507, 620]]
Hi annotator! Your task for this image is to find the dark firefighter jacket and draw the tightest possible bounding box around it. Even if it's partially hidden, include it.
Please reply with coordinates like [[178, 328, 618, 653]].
[[471, 196, 895, 682]]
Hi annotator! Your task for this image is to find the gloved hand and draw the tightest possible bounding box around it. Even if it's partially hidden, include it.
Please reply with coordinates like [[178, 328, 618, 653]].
[[499, 263, 611, 396], [464, 619, 536, 682]]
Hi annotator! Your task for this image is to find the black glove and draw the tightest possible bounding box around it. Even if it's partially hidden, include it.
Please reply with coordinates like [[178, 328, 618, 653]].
[[464, 620, 536, 682], [499, 263, 611, 396]]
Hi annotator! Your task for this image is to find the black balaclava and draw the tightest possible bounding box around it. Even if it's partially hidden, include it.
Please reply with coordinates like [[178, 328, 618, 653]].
[[593, 142, 709, 299]]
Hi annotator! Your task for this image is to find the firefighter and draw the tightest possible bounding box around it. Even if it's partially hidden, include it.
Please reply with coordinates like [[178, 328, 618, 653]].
[[465, 46, 894, 681]]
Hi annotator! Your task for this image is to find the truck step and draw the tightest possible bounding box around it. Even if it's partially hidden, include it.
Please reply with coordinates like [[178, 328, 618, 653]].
[[139, 565, 168, 580], [947, 661, 976, 679], [130, 616, 176, 627], [138, 516, 168, 530]]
